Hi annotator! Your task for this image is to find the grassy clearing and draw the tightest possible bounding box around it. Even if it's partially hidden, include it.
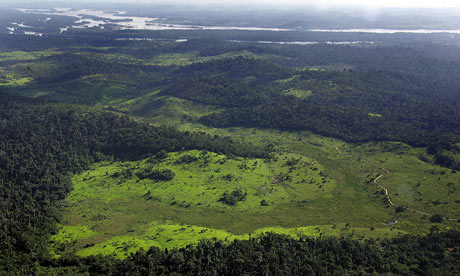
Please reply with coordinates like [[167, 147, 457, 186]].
[[145, 50, 262, 66], [0, 75, 32, 86], [281, 88, 312, 99], [67, 150, 334, 214], [51, 225, 100, 244], [76, 52, 144, 65], [20, 74, 144, 104], [52, 133, 430, 258], [53, 220, 403, 258], [368, 113, 382, 118], [354, 142, 460, 221], [0, 50, 59, 62], [172, 126, 460, 231], [51, 149, 341, 257], [0, 67, 33, 86], [276, 75, 301, 83], [76, 50, 261, 67], [115, 95, 224, 124]]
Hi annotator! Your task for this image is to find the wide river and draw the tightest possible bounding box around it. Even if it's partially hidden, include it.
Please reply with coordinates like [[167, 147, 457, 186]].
[[17, 8, 293, 32], [16, 8, 460, 34], [13, 8, 460, 37], [309, 28, 460, 34]]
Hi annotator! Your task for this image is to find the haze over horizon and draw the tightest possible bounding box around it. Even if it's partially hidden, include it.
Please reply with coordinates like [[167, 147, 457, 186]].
[[6, 0, 460, 8]]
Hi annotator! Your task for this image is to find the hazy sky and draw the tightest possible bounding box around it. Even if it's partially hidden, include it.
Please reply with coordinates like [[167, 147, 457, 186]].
[[97, 0, 460, 8], [12, 0, 460, 8], [311, 0, 460, 8]]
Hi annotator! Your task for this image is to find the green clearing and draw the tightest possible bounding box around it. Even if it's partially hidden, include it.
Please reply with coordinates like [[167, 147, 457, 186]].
[[0, 75, 32, 86], [113, 94, 224, 123], [53, 219, 403, 258], [0, 50, 59, 62], [368, 112, 383, 118], [354, 142, 460, 220], [67, 150, 334, 213], [276, 75, 301, 83], [281, 88, 313, 99], [47, 98, 460, 258], [171, 126, 460, 230], [145, 50, 262, 66], [52, 148, 341, 257], [51, 131, 456, 259], [70, 222, 404, 258], [76, 50, 262, 67]]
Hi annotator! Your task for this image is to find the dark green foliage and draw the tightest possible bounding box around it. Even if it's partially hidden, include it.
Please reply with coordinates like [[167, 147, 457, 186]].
[[434, 150, 460, 171], [199, 69, 460, 148], [175, 154, 198, 164], [36, 53, 140, 83], [0, 94, 268, 273], [111, 167, 134, 179], [49, 231, 460, 276], [137, 167, 175, 181], [222, 174, 234, 181], [162, 75, 268, 107], [430, 214, 444, 223], [218, 188, 247, 206], [285, 158, 300, 167], [395, 206, 406, 213], [174, 56, 293, 83]]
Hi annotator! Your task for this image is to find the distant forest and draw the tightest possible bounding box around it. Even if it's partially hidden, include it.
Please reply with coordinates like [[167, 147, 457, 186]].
[[1, 31, 460, 274]]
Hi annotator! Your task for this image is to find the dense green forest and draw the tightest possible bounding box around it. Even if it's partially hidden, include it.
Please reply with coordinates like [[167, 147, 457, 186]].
[[1, 18, 460, 274], [0, 94, 267, 274], [35, 231, 460, 275], [160, 55, 460, 169]]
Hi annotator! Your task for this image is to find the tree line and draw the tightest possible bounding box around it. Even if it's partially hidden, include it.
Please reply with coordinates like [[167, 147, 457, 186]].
[[39, 231, 460, 275], [0, 93, 267, 274]]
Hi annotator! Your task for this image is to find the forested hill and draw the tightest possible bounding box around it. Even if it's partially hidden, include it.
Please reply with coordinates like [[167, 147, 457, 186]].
[[197, 68, 460, 145], [0, 94, 267, 273], [159, 56, 460, 169]]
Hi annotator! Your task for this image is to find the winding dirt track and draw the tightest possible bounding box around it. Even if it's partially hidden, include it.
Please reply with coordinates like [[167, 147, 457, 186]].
[[330, 145, 458, 221]]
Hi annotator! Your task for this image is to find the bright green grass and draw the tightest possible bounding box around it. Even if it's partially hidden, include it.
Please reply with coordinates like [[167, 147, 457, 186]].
[[146, 50, 263, 66], [354, 142, 460, 221], [0, 66, 32, 86], [76, 52, 142, 65], [70, 46, 115, 51], [51, 225, 100, 244], [276, 75, 301, 83], [368, 113, 382, 118], [114, 95, 224, 124], [172, 126, 460, 229], [52, 136, 422, 258], [302, 67, 325, 72], [281, 88, 312, 99], [77, 222, 399, 258], [52, 149, 341, 257], [148, 52, 201, 66], [0, 50, 59, 62], [21, 74, 144, 104], [0, 75, 32, 86], [10, 61, 59, 83], [77, 49, 264, 67], [68, 150, 334, 213], [54, 220, 403, 258]]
